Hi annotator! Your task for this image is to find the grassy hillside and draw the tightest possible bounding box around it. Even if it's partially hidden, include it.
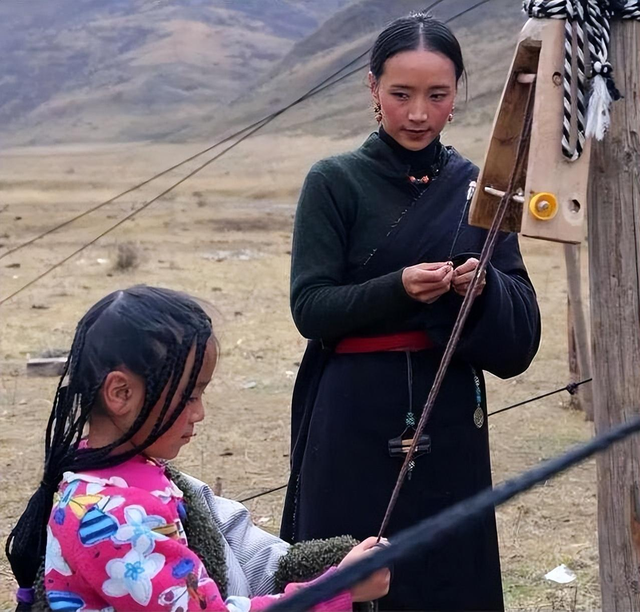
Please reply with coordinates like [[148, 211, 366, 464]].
[[0, 0, 352, 145], [199, 0, 527, 160]]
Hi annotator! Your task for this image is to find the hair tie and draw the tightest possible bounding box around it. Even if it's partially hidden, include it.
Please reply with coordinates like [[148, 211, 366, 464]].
[[16, 587, 34, 605]]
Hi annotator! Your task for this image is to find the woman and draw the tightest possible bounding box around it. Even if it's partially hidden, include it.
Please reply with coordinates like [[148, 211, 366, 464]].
[[281, 12, 541, 612]]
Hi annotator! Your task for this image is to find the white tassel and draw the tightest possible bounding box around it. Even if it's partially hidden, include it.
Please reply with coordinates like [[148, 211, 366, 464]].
[[586, 73, 612, 140]]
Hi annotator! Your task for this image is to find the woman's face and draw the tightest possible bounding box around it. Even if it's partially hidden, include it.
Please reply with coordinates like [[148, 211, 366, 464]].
[[370, 49, 457, 151]]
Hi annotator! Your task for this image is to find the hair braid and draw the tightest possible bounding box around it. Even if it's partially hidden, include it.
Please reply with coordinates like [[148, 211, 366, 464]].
[[6, 286, 214, 606]]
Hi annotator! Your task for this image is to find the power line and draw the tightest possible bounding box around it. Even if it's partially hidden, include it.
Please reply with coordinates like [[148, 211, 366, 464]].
[[0, 58, 376, 307], [238, 484, 288, 504], [487, 377, 592, 416], [0, 0, 483, 266], [235, 376, 594, 505], [266, 413, 640, 611], [0, 0, 493, 305], [2, 1, 494, 306]]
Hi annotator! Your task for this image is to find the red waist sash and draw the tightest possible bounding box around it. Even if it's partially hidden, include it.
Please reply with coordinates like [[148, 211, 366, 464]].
[[334, 331, 434, 354]]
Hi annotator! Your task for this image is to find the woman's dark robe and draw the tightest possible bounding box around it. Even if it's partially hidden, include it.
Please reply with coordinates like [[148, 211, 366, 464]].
[[281, 132, 541, 611]]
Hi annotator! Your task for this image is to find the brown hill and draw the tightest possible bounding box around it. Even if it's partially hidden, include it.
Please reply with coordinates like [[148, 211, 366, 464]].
[[1, 0, 527, 148], [195, 0, 527, 155], [0, 0, 352, 145]]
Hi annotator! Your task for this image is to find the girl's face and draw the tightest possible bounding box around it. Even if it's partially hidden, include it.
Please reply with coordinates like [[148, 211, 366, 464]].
[[138, 339, 217, 459], [370, 49, 457, 151], [94, 338, 217, 460]]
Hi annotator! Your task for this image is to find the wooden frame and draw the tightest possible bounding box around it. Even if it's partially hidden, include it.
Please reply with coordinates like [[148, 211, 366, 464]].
[[469, 19, 590, 244]]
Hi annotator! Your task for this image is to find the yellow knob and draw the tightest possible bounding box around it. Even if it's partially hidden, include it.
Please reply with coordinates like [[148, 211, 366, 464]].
[[529, 192, 558, 221]]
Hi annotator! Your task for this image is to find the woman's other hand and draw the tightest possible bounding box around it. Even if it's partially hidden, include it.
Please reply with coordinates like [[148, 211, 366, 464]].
[[452, 257, 486, 297], [338, 537, 391, 602], [402, 262, 453, 303]]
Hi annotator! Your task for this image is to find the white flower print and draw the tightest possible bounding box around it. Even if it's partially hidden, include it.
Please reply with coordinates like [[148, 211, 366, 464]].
[[45, 526, 72, 576], [86, 483, 105, 496], [103, 548, 164, 606], [62, 472, 128, 490], [113, 505, 168, 554], [151, 481, 184, 505]]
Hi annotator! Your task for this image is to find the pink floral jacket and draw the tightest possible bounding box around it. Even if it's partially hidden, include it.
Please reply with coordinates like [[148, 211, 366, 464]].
[[45, 454, 351, 611]]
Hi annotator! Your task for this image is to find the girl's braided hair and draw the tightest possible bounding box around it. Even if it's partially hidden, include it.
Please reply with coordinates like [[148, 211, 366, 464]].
[[5, 285, 214, 608]]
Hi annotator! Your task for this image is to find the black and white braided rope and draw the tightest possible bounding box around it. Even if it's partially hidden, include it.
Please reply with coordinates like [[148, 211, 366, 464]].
[[523, 0, 640, 161]]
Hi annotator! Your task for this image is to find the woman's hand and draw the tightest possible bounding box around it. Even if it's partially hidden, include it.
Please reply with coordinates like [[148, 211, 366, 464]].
[[339, 537, 391, 602], [452, 258, 486, 297], [402, 262, 454, 304]]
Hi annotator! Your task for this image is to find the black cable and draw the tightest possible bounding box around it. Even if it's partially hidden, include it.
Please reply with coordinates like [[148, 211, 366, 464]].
[[233, 376, 595, 504], [0, 0, 479, 265], [0, 66, 364, 307], [0, 117, 270, 306], [1, 0, 496, 306], [238, 484, 288, 504], [266, 413, 640, 611], [487, 377, 592, 417]]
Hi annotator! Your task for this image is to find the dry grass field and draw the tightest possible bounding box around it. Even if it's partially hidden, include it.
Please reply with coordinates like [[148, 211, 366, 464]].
[[0, 0, 614, 608], [0, 127, 599, 611]]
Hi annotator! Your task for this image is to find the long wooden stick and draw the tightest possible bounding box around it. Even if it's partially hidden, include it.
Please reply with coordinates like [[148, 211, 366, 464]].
[[377, 81, 536, 540]]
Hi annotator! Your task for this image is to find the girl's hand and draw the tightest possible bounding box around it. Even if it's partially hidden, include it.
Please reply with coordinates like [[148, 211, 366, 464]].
[[452, 258, 486, 297], [338, 537, 391, 602], [402, 262, 454, 304]]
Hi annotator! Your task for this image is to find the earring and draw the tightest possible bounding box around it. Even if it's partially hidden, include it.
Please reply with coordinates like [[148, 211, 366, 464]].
[[373, 101, 383, 123], [448, 107, 455, 123]]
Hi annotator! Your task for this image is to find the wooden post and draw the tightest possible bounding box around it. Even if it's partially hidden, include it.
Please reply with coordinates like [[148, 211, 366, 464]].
[[564, 243, 593, 420], [588, 19, 640, 611]]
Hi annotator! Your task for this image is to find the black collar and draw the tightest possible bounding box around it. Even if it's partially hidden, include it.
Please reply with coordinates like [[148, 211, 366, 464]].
[[378, 125, 440, 176], [355, 130, 449, 182]]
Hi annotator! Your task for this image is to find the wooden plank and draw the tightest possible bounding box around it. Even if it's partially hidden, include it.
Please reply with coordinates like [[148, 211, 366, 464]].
[[564, 243, 593, 420], [26, 357, 67, 377], [588, 19, 640, 611], [469, 24, 538, 232], [521, 19, 589, 243]]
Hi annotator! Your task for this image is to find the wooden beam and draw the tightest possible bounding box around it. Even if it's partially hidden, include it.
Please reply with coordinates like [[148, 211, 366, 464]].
[[469, 19, 590, 243], [564, 243, 593, 420], [588, 19, 640, 611], [26, 357, 67, 377]]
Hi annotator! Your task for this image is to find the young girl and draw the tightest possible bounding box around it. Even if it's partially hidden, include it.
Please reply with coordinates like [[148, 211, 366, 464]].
[[6, 286, 389, 611], [282, 12, 541, 612]]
